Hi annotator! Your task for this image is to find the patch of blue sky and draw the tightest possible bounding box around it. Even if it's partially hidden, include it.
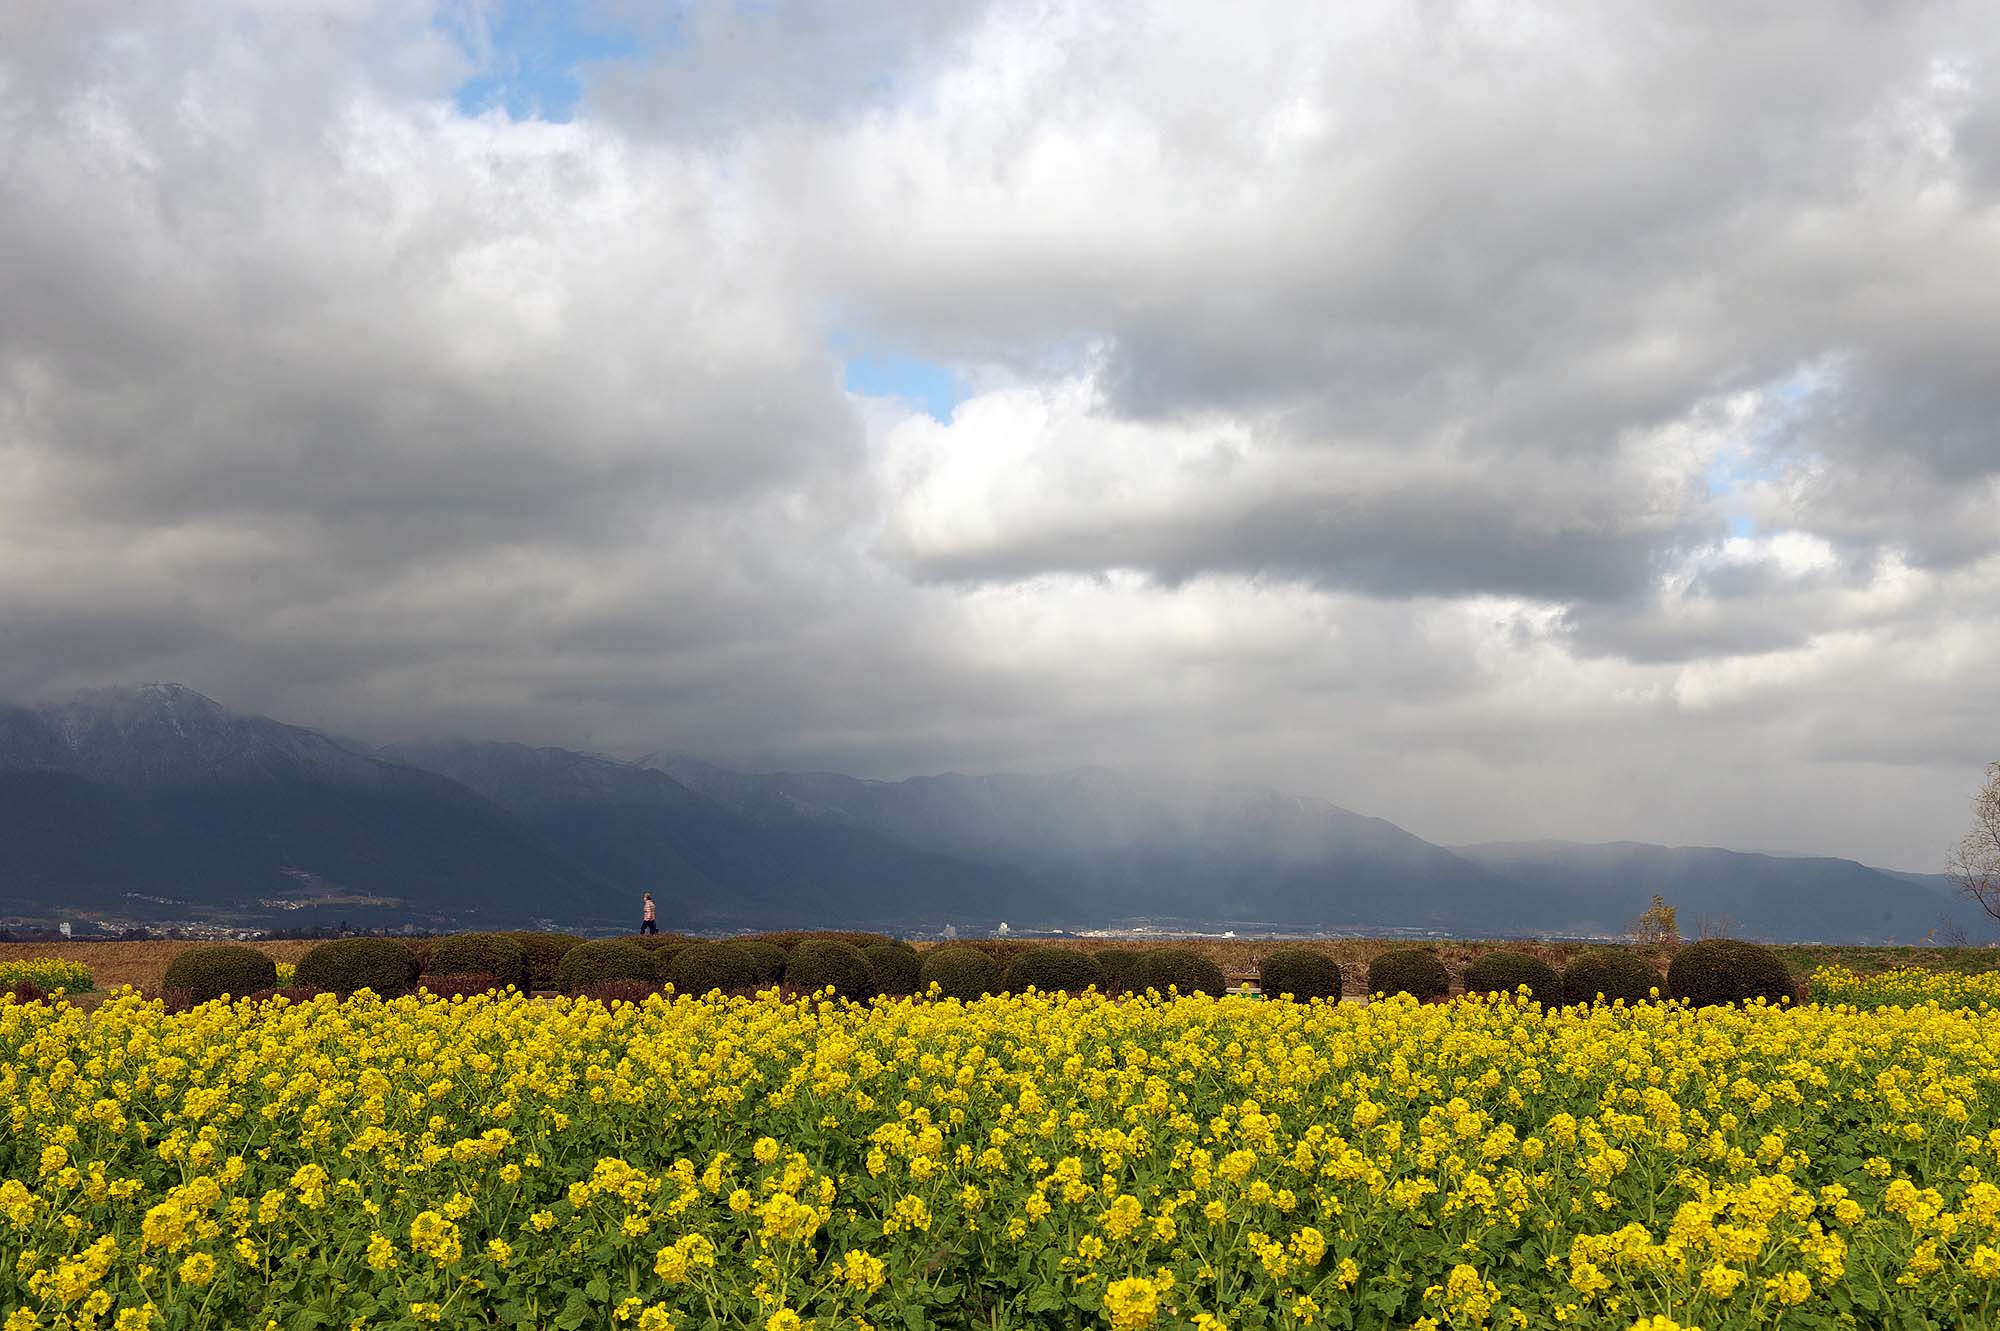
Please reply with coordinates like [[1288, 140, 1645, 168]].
[[1705, 453, 1768, 538], [838, 337, 967, 423], [1706, 367, 1823, 538], [442, 1, 651, 123]]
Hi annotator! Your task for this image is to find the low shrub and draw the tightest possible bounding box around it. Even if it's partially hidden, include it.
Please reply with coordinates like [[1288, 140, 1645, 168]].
[[1562, 950, 1664, 1005], [554, 941, 660, 994], [1130, 948, 1227, 997], [239, 987, 319, 1004], [666, 942, 761, 995], [1004, 946, 1105, 994], [162, 945, 279, 1004], [295, 938, 421, 998], [626, 933, 698, 953], [863, 943, 922, 996], [418, 972, 505, 998], [919, 945, 1003, 1001], [1461, 951, 1562, 1006], [1667, 938, 1795, 1008], [498, 932, 584, 989], [786, 941, 876, 999], [947, 939, 1036, 969], [741, 931, 892, 952], [1257, 946, 1345, 1002], [583, 979, 663, 1005], [4, 980, 49, 1004], [1367, 948, 1450, 1002], [1094, 950, 1140, 994], [627, 940, 692, 971], [730, 940, 789, 984], [423, 934, 531, 992]]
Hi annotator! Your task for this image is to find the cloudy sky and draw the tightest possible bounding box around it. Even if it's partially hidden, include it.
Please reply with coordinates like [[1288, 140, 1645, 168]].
[[4, 1, 1998, 870]]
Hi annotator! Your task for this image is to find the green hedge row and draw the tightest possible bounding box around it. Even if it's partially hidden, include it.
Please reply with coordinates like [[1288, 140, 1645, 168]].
[[161, 933, 1802, 1010]]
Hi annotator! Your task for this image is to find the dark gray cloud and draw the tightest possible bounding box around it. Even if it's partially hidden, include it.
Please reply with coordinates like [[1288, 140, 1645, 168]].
[[0, 0, 1997, 870]]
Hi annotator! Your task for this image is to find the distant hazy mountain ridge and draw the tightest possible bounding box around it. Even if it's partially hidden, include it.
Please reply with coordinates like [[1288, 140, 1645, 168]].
[[0, 684, 1980, 942], [0, 684, 595, 925]]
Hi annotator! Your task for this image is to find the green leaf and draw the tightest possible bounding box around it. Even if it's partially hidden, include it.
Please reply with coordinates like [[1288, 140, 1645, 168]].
[[555, 1292, 591, 1330]]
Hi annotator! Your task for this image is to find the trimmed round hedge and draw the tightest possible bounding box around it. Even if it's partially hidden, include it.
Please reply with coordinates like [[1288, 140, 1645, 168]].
[[583, 979, 662, 1005], [626, 933, 696, 952], [1461, 951, 1562, 1006], [1367, 948, 1450, 1002], [1667, 938, 1794, 1008], [666, 942, 761, 995], [498, 932, 583, 989], [417, 971, 504, 998], [638, 940, 690, 969], [1257, 946, 1345, 1002], [294, 938, 420, 998], [423, 934, 530, 992], [1004, 946, 1105, 994], [731, 940, 789, 985], [1129, 948, 1227, 997], [1562, 950, 1664, 1005], [863, 943, 922, 996], [742, 931, 891, 952], [786, 940, 876, 999], [163, 945, 279, 1004], [1094, 950, 1140, 995], [919, 945, 1003, 1001], [554, 941, 660, 994]]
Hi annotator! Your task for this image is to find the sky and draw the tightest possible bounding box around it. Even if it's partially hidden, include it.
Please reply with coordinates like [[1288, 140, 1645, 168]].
[[3, 1, 1998, 871]]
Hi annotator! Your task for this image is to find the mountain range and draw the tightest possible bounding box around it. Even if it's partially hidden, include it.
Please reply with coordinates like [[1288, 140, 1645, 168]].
[[0, 683, 1983, 943]]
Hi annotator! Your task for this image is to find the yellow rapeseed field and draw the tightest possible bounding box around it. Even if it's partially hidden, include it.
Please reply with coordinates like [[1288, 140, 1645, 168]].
[[1809, 964, 2000, 1012], [0, 962, 92, 994], [5, 985, 2000, 1330]]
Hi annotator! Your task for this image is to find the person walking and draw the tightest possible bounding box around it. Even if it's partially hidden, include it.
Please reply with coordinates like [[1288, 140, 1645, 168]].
[[640, 892, 658, 935]]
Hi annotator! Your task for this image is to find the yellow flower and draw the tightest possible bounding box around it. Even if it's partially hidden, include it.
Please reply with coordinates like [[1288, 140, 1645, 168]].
[[176, 1252, 216, 1287], [1763, 1271, 1812, 1305], [1104, 1276, 1159, 1331], [407, 1211, 462, 1265], [841, 1248, 887, 1294]]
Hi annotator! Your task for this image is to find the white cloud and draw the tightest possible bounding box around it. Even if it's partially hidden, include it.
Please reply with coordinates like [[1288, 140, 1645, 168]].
[[1, 0, 1998, 869]]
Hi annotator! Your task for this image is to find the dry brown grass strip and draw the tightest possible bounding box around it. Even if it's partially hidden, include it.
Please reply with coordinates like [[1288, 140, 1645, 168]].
[[0, 940, 320, 996]]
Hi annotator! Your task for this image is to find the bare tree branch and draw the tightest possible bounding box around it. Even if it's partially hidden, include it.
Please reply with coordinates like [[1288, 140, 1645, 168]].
[[1950, 762, 2000, 923]]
